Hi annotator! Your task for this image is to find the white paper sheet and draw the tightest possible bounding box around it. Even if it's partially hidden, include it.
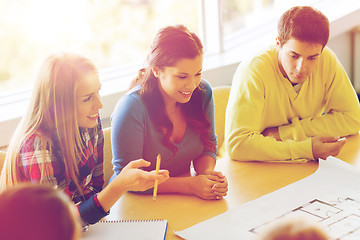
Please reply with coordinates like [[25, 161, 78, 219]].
[[175, 157, 360, 240]]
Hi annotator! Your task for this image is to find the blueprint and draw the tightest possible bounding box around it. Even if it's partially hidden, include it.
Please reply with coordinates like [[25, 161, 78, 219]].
[[175, 157, 360, 240], [251, 197, 360, 240]]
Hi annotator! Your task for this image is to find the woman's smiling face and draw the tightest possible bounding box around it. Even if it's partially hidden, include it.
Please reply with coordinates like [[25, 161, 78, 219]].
[[76, 73, 103, 128], [154, 54, 203, 106]]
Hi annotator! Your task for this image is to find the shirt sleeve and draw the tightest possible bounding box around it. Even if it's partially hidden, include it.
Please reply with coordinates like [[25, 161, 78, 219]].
[[225, 63, 313, 163], [199, 80, 217, 160], [279, 48, 360, 139], [77, 194, 108, 225]]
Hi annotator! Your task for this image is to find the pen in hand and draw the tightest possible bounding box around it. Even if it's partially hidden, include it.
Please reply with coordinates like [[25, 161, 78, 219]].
[[153, 154, 161, 201]]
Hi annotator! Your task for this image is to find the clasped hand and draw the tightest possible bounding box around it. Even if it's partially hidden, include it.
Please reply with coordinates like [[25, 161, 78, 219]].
[[262, 127, 346, 160], [311, 136, 346, 160], [191, 170, 228, 200]]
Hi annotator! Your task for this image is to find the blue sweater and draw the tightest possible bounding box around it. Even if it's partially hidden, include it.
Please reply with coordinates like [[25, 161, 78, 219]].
[[110, 79, 217, 181]]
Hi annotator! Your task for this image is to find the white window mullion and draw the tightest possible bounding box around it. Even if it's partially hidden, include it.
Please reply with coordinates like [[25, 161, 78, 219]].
[[199, 0, 223, 54]]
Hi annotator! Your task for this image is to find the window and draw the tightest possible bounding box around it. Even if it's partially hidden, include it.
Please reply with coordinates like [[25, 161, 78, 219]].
[[223, 0, 274, 36], [0, 0, 359, 148], [0, 0, 199, 94], [0, 0, 330, 95], [221, 0, 329, 52]]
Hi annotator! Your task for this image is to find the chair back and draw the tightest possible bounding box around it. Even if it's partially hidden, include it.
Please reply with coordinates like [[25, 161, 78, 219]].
[[103, 127, 114, 187], [0, 151, 6, 174], [213, 86, 231, 157]]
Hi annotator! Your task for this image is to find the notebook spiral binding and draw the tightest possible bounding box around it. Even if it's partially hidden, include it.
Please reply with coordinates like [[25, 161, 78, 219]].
[[100, 219, 165, 223]]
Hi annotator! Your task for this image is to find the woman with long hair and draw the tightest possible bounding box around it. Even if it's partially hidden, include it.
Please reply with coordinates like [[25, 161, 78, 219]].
[[0, 53, 169, 225], [110, 25, 228, 199]]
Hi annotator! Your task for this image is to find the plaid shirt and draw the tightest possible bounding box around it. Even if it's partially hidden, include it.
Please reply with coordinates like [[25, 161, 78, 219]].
[[18, 121, 105, 204]]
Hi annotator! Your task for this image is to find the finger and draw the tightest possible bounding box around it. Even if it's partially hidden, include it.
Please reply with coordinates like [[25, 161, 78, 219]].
[[157, 173, 169, 183], [319, 136, 339, 143], [213, 187, 228, 195], [150, 169, 169, 174], [208, 171, 225, 178], [203, 192, 223, 200], [214, 191, 227, 197], [202, 186, 226, 200], [327, 148, 343, 157], [333, 140, 346, 155], [203, 195, 221, 200], [212, 180, 228, 189], [213, 178, 225, 185], [323, 146, 344, 158], [212, 190, 225, 199], [150, 169, 169, 175], [338, 138, 347, 147], [158, 170, 169, 178], [128, 159, 151, 169], [146, 172, 169, 182], [149, 169, 169, 178], [213, 185, 228, 194], [206, 174, 224, 183], [213, 195, 223, 200], [327, 141, 346, 152], [198, 191, 215, 200]]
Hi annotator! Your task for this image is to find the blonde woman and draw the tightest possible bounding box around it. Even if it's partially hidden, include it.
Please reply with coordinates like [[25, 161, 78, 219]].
[[0, 53, 169, 225]]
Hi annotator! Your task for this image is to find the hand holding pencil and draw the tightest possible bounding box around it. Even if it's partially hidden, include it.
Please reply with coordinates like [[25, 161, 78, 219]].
[[111, 158, 169, 193]]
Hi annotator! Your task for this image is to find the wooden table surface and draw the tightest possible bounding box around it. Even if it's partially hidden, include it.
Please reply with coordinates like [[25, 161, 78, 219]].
[[105, 134, 360, 239]]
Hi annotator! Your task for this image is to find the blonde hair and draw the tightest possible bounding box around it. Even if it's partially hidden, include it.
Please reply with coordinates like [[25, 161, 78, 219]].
[[0, 53, 98, 193]]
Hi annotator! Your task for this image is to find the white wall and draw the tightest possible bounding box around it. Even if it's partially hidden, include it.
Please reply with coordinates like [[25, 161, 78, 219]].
[[328, 32, 353, 82]]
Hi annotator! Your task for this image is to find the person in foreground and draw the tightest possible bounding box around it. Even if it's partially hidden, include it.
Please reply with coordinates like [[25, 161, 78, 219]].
[[110, 25, 228, 200], [0, 184, 82, 240], [0, 53, 169, 225], [225, 6, 360, 162], [256, 216, 329, 240]]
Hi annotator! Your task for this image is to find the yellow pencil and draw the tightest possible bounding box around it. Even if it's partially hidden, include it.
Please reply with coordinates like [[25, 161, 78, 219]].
[[153, 153, 161, 201]]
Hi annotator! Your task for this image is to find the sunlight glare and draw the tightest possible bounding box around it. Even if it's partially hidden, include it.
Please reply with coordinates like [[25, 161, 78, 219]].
[[22, 0, 92, 42]]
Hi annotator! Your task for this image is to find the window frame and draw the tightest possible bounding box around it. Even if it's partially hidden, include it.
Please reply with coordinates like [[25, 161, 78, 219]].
[[1, 0, 360, 147]]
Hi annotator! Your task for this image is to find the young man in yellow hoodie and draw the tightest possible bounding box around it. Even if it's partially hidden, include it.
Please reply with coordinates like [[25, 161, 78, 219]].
[[225, 6, 360, 162]]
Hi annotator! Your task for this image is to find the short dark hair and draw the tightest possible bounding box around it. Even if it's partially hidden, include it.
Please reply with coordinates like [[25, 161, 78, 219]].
[[0, 184, 79, 240], [278, 6, 329, 48]]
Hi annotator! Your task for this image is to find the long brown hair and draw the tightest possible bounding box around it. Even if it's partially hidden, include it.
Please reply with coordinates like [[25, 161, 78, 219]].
[[131, 25, 215, 156], [0, 53, 98, 193]]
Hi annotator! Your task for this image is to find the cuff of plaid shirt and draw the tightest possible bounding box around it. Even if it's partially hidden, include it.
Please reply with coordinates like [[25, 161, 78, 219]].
[[78, 194, 110, 225]]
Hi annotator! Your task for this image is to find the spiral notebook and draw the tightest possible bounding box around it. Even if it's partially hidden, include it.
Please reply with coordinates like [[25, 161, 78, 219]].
[[81, 219, 168, 240]]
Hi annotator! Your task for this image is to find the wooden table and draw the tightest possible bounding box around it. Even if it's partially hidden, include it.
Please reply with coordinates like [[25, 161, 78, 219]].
[[105, 134, 360, 239]]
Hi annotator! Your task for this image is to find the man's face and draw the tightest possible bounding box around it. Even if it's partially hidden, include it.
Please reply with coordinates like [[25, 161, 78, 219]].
[[276, 37, 323, 85]]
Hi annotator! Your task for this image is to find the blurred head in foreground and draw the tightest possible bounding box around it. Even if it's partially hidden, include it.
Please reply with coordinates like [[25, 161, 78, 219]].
[[0, 183, 81, 240], [256, 216, 330, 240]]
